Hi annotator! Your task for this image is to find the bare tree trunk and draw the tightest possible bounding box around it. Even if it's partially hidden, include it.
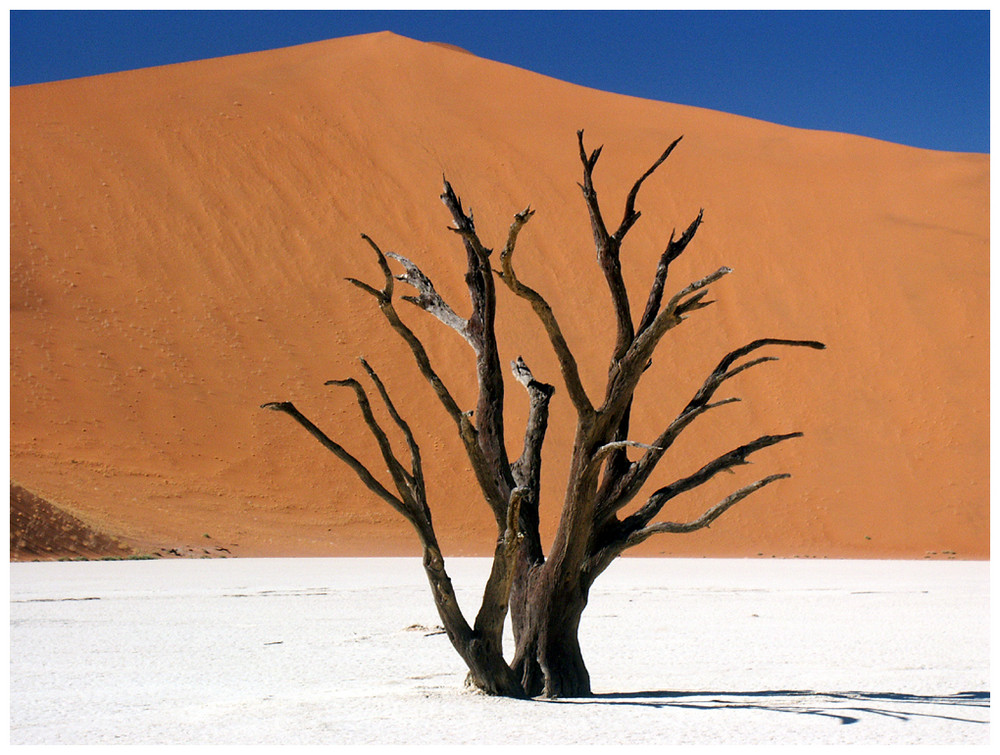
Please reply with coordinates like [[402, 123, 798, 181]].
[[511, 560, 592, 697], [509, 559, 545, 696], [420, 545, 525, 697]]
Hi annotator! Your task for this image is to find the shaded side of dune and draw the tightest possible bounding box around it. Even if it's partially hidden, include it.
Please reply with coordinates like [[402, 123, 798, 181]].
[[9, 483, 137, 561]]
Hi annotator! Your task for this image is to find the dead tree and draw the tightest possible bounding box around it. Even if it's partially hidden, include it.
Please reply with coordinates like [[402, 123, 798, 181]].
[[263, 132, 824, 699]]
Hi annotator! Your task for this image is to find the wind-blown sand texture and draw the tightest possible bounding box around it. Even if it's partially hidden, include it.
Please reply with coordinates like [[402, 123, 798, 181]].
[[9, 32, 989, 560]]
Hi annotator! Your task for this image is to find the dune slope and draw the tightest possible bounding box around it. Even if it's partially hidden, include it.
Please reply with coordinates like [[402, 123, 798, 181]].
[[10, 32, 989, 559]]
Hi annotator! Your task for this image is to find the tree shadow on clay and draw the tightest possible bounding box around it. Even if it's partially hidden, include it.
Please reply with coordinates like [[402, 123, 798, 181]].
[[547, 689, 990, 726]]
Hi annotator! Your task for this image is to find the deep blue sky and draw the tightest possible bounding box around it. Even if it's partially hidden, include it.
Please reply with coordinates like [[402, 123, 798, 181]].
[[9, 10, 990, 153]]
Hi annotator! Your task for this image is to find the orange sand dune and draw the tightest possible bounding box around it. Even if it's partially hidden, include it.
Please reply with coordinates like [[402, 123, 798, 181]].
[[10, 32, 988, 560]]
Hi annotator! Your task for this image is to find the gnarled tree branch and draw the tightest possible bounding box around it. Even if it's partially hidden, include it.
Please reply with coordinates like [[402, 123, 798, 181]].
[[323, 372, 423, 522], [356, 357, 425, 504], [577, 130, 686, 370], [599, 265, 733, 430], [497, 214, 595, 418], [346, 237, 466, 428], [509, 356, 554, 566], [439, 177, 518, 514], [632, 472, 790, 540], [615, 135, 684, 243], [577, 130, 633, 362], [346, 234, 508, 522], [387, 251, 472, 347]]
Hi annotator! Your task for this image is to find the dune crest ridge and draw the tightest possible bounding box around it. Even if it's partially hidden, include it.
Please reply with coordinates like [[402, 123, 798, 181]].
[[10, 33, 988, 560]]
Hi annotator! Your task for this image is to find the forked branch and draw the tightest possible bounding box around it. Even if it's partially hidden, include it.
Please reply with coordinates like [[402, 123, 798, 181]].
[[441, 179, 492, 264], [615, 135, 684, 243], [599, 338, 826, 516], [601, 265, 733, 422], [624, 473, 790, 547], [260, 400, 417, 528], [357, 357, 424, 501], [577, 130, 632, 358], [586, 469, 793, 583], [576, 131, 686, 365], [323, 367, 426, 519], [636, 209, 705, 336], [692, 338, 827, 406], [621, 432, 804, 536], [346, 235, 467, 430], [638, 264, 731, 353]]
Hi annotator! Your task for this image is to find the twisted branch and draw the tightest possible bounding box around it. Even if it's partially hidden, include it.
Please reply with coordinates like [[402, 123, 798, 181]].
[[599, 265, 733, 426], [323, 362, 430, 523], [577, 130, 633, 360], [586, 464, 795, 582], [617, 136, 683, 238], [346, 236, 467, 429]]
